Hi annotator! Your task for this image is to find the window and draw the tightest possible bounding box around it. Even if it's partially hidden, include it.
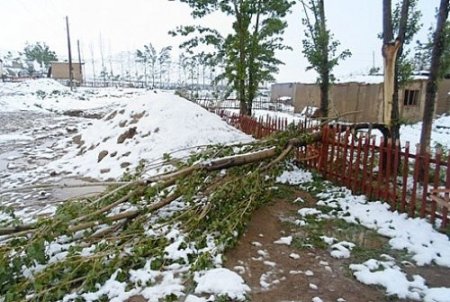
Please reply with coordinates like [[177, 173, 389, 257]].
[[403, 90, 419, 106]]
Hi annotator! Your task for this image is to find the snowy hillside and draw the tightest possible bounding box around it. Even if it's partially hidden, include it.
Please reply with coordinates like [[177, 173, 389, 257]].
[[0, 79, 145, 113], [47, 92, 252, 180]]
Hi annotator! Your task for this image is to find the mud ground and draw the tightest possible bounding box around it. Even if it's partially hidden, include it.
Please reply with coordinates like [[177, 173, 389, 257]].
[[224, 189, 450, 302]]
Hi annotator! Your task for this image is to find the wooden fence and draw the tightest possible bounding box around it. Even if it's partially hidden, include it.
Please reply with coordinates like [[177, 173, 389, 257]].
[[299, 125, 450, 230], [216, 111, 450, 231], [215, 109, 317, 139]]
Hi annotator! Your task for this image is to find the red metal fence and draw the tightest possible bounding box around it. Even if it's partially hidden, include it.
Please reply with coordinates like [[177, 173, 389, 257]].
[[216, 110, 450, 231]]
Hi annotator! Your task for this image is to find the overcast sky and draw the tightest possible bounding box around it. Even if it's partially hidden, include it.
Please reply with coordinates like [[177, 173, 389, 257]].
[[0, 0, 440, 82]]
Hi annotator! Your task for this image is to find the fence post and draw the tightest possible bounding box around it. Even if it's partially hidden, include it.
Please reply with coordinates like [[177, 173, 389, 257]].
[[409, 144, 421, 218], [352, 134, 364, 193], [441, 154, 450, 229], [431, 149, 442, 225], [421, 149, 431, 218], [401, 142, 410, 212]]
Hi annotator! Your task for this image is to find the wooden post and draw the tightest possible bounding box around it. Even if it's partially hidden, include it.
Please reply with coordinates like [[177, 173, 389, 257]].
[[77, 40, 83, 84], [66, 16, 74, 90]]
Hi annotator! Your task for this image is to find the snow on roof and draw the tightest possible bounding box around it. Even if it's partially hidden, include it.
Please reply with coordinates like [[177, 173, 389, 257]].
[[48, 91, 253, 180], [273, 74, 430, 86], [335, 74, 429, 84]]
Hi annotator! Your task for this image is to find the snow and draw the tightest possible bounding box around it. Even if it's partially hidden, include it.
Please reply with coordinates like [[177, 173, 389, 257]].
[[0, 79, 144, 113], [334, 74, 428, 84], [329, 241, 355, 259], [350, 259, 450, 301], [311, 185, 450, 267], [194, 268, 250, 300], [48, 92, 252, 180], [276, 165, 313, 185], [0, 134, 33, 143], [273, 236, 293, 245], [289, 253, 300, 259], [400, 114, 450, 153]]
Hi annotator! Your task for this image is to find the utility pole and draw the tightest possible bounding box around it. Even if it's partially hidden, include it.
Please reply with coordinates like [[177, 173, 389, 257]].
[[66, 16, 74, 90], [77, 40, 83, 85]]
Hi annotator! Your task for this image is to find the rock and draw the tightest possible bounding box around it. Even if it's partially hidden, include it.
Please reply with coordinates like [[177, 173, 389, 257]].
[[117, 127, 137, 144], [100, 168, 111, 174], [122, 151, 131, 157], [130, 111, 145, 124], [126, 295, 147, 302], [110, 151, 118, 157], [120, 162, 131, 168], [72, 134, 83, 146], [98, 150, 109, 163]]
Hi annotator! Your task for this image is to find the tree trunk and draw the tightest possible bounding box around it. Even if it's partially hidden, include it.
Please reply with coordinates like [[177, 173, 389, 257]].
[[247, 1, 261, 118], [419, 0, 450, 155], [382, 41, 401, 125], [382, 0, 400, 126], [318, 0, 329, 118], [391, 0, 410, 142]]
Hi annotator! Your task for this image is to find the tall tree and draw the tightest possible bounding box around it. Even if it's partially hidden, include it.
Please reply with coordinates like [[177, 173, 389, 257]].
[[174, 0, 294, 116], [23, 42, 58, 69], [158, 46, 172, 88], [383, 0, 422, 141], [300, 0, 351, 117], [415, 21, 450, 78], [136, 44, 157, 88], [419, 0, 450, 154]]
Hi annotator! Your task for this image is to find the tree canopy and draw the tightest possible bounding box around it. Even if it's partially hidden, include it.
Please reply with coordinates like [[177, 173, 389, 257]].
[[174, 0, 295, 115], [300, 0, 351, 117], [23, 42, 57, 69]]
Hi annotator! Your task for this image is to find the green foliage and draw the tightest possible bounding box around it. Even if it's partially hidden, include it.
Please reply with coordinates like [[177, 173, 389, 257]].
[[378, 0, 422, 86], [173, 0, 294, 115], [300, 0, 351, 116], [415, 21, 450, 78], [0, 137, 295, 301], [23, 42, 58, 68], [301, 0, 351, 76], [136, 43, 172, 88]]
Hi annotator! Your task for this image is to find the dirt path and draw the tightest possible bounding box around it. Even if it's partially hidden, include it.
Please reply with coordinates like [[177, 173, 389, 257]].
[[224, 189, 450, 302]]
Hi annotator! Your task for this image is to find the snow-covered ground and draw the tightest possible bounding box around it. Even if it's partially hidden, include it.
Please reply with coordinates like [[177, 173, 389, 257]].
[[1, 79, 450, 301], [0, 79, 251, 221], [400, 115, 450, 153], [278, 166, 450, 302]]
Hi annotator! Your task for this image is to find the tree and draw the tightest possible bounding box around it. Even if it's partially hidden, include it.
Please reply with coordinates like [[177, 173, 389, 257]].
[[419, 0, 450, 155], [415, 21, 450, 78], [158, 46, 172, 88], [300, 0, 351, 118], [23, 42, 57, 69], [381, 0, 422, 141], [174, 0, 294, 116], [136, 44, 157, 88]]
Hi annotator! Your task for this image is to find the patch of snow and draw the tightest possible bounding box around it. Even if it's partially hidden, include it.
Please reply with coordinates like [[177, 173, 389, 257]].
[[276, 165, 313, 185], [350, 259, 428, 300], [273, 235, 293, 245], [330, 241, 355, 259], [304, 270, 314, 276], [194, 268, 250, 301], [311, 185, 450, 267], [289, 253, 300, 259]]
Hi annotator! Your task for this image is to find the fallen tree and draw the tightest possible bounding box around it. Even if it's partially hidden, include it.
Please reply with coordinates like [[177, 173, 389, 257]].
[[0, 127, 323, 301]]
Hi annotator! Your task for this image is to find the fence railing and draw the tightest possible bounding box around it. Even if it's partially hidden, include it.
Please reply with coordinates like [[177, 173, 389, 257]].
[[299, 125, 450, 230], [215, 109, 317, 139], [216, 111, 450, 231]]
